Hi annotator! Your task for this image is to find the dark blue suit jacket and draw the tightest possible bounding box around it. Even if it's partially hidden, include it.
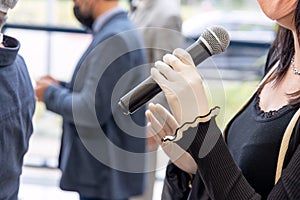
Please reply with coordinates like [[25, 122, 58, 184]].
[[0, 35, 35, 199], [44, 11, 147, 199]]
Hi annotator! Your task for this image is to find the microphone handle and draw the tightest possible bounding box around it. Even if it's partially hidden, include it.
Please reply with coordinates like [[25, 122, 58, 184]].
[[118, 77, 161, 115], [118, 41, 211, 115]]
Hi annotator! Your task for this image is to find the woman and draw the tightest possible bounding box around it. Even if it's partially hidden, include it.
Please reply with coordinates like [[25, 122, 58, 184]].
[[146, 0, 300, 199]]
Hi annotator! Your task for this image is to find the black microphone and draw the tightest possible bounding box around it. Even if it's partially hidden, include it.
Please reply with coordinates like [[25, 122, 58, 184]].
[[118, 26, 230, 115]]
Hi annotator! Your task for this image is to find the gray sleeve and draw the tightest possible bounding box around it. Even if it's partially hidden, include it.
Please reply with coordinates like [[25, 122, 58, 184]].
[[43, 43, 111, 128], [152, 15, 184, 62]]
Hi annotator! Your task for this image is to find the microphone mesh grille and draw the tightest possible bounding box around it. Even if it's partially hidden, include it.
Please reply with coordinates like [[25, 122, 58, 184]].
[[201, 25, 230, 55]]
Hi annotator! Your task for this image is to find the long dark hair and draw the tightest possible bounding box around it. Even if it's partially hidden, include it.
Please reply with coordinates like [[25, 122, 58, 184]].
[[262, 0, 300, 106]]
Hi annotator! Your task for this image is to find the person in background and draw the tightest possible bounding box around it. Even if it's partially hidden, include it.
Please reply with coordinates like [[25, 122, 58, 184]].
[[129, 0, 183, 70], [146, 0, 300, 199], [128, 0, 135, 13], [129, 0, 184, 199], [0, 0, 36, 199], [35, 0, 147, 199]]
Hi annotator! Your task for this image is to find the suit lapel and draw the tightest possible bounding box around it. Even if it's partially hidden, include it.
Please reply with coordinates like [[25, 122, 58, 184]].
[[69, 12, 125, 90]]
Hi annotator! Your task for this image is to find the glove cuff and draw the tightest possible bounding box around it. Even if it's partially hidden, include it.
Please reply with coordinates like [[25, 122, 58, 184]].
[[162, 106, 220, 142]]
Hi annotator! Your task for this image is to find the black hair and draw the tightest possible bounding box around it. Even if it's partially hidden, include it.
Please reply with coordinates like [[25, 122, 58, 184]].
[[262, 0, 300, 106]]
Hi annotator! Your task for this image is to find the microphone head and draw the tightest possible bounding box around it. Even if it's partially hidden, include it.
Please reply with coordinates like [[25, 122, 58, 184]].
[[199, 25, 230, 55]]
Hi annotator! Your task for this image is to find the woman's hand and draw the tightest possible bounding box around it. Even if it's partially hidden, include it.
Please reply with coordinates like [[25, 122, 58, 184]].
[[146, 103, 197, 174], [151, 48, 210, 125], [146, 103, 179, 143]]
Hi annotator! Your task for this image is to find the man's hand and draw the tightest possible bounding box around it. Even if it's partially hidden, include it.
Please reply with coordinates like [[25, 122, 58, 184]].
[[35, 75, 59, 102]]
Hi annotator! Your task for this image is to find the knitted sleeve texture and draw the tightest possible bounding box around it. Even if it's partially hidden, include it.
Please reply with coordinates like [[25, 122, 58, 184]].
[[178, 117, 300, 199]]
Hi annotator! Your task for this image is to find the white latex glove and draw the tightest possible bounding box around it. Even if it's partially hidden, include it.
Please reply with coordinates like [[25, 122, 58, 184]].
[[151, 48, 210, 126], [146, 103, 197, 174]]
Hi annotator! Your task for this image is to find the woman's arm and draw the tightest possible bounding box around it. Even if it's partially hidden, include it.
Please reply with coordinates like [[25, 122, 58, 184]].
[[148, 103, 300, 199], [146, 103, 258, 199], [186, 117, 300, 199], [186, 118, 260, 199], [146, 103, 197, 174]]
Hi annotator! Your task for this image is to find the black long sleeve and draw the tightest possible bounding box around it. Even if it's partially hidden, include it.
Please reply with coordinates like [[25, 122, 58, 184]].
[[184, 118, 300, 199]]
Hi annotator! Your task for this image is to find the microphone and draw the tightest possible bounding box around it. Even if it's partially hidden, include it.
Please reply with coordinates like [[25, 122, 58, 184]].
[[119, 25, 230, 115]]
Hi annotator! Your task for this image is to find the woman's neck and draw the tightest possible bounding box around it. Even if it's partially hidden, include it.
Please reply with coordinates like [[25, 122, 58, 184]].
[[293, 31, 300, 66]]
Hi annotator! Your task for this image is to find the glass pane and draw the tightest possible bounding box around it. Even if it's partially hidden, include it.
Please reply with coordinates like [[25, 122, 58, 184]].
[[7, 0, 81, 28]]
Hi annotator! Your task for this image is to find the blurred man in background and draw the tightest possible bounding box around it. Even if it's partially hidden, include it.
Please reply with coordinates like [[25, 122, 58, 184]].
[[0, 0, 36, 199], [35, 0, 147, 199], [130, 0, 183, 70], [129, 0, 184, 199]]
